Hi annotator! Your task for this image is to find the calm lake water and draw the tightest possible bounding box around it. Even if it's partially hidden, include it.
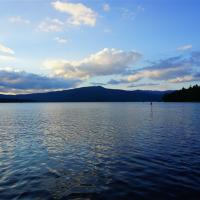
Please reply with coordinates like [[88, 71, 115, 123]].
[[0, 103, 200, 200]]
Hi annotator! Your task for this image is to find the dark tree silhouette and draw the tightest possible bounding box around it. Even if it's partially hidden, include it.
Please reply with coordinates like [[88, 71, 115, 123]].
[[0, 86, 167, 102], [163, 85, 200, 102]]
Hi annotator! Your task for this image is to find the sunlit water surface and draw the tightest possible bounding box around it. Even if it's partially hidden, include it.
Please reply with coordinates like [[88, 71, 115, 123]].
[[0, 103, 200, 200]]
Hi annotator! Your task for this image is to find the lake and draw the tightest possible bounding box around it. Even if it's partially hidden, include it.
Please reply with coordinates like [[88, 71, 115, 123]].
[[0, 103, 200, 200]]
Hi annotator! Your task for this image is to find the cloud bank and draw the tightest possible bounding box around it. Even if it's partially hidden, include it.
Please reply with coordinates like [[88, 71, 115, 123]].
[[0, 45, 199, 93], [43, 48, 142, 79], [108, 52, 200, 86], [0, 69, 81, 94]]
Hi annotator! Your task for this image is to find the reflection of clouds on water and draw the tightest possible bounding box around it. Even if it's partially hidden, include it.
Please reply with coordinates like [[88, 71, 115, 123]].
[[37, 104, 120, 197], [36, 103, 143, 198], [0, 103, 200, 199]]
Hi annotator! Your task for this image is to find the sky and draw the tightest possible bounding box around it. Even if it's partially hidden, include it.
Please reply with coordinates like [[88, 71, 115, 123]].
[[0, 0, 200, 94]]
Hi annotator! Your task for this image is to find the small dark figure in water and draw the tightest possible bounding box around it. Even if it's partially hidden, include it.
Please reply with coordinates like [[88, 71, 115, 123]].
[[150, 102, 152, 105]]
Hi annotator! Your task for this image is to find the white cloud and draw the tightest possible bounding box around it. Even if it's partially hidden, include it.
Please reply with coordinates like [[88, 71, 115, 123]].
[[168, 75, 194, 83], [43, 48, 142, 79], [9, 16, 30, 24], [103, 3, 110, 12], [38, 18, 64, 32], [54, 37, 68, 44], [108, 54, 198, 85], [177, 44, 192, 51], [52, 0, 97, 27], [127, 67, 186, 82], [0, 43, 15, 55], [0, 55, 16, 61]]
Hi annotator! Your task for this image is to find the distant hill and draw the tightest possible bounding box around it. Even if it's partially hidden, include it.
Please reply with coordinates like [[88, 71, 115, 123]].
[[163, 85, 200, 102], [0, 86, 168, 102]]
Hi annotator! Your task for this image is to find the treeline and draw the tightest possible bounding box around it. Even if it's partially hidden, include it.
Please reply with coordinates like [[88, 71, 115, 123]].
[[163, 85, 200, 102]]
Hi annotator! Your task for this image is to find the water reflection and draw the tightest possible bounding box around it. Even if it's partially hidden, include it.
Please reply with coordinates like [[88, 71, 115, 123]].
[[150, 102, 153, 120], [0, 103, 200, 199]]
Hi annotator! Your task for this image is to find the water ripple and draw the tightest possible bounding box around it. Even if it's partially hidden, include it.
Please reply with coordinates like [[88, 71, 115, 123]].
[[0, 103, 200, 199]]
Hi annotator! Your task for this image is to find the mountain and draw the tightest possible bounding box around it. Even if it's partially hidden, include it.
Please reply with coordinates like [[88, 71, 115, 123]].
[[163, 85, 200, 102], [0, 86, 168, 102]]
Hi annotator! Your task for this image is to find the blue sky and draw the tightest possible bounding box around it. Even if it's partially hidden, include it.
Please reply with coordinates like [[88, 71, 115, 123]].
[[0, 0, 199, 94]]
